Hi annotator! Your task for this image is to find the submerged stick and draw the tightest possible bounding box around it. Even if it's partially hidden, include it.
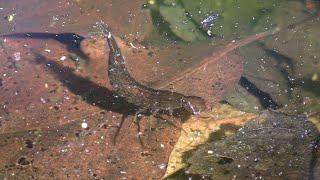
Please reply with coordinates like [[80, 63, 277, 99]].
[[159, 27, 280, 89]]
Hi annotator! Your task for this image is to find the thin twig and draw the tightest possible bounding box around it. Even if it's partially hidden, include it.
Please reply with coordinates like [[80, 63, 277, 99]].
[[158, 28, 280, 89]]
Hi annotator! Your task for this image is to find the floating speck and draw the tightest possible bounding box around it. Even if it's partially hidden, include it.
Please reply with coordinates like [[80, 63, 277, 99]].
[[148, 0, 155, 5], [158, 163, 166, 169], [52, 16, 59, 21], [40, 97, 46, 103], [207, 29, 212, 36], [6, 13, 16, 22], [60, 56, 66, 61], [13, 52, 21, 61], [44, 49, 51, 53], [311, 73, 318, 81], [129, 42, 137, 49], [81, 122, 88, 129]]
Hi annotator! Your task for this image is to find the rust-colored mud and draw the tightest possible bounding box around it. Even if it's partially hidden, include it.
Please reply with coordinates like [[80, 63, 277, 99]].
[[0, 1, 245, 178], [0, 1, 177, 178], [0, 36, 180, 179], [0, 0, 151, 38]]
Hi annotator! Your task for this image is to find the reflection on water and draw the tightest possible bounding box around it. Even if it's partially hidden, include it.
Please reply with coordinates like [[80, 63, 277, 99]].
[[0, 0, 319, 179]]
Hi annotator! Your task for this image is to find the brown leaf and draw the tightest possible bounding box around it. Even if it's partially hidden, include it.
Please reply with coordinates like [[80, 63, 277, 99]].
[[164, 104, 256, 178]]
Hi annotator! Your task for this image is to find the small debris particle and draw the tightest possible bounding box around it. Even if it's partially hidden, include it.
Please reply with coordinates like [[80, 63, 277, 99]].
[[44, 83, 48, 88], [44, 49, 51, 53], [129, 42, 137, 49], [149, 0, 155, 5], [5, 13, 16, 22], [147, 51, 154, 57], [25, 140, 33, 148], [120, 171, 127, 174], [13, 52, 21, 61], [60, 56, 66, 61], [61, 149, 67, 153], [40, 97, 46, 103], [158, 163, 167, 169], [81, 122, 88, 129], [207, 150, 213, 154], [142, 3, 148, 8], [311, 73, 318, 81], [52, 15, 59, 21], [160, 144, 165, 148], [207, 29, 212, 36], [18, 157, 30, 166]]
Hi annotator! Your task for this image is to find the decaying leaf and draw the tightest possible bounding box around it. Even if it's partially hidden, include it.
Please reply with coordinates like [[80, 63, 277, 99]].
[[163, 104, 256, 178]]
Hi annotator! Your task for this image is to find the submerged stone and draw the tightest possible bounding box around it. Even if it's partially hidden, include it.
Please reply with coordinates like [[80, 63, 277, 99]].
[[177, 111, 319, 179]]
